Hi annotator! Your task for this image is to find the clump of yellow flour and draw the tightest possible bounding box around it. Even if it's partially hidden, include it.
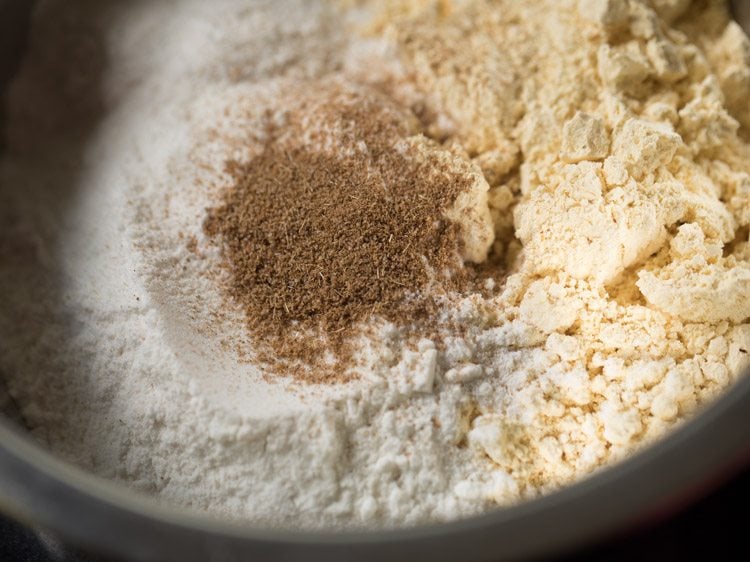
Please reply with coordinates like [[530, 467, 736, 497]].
[[359, 0, 750, 496]]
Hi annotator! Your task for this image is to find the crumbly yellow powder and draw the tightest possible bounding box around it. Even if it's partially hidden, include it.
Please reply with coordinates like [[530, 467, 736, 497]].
[[356, 0, 750, 496]]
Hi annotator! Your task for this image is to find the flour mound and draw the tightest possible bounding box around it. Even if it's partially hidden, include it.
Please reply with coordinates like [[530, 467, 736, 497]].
[[0, 0, 748, 530]]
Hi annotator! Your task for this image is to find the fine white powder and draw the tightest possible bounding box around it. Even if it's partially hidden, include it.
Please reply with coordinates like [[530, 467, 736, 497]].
[[1, 0, 749, 530]]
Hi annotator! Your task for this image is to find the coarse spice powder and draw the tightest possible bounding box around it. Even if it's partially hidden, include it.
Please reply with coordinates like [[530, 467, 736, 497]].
[[204, 81, 482, 382]]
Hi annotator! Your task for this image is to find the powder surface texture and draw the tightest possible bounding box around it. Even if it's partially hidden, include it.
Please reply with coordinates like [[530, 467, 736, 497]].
[[203, 79, 492, 381], [0, 0, 749, 530]]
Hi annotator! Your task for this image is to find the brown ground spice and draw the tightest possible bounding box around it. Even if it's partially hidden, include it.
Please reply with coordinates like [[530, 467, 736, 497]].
[[204, 80, 482, 382]]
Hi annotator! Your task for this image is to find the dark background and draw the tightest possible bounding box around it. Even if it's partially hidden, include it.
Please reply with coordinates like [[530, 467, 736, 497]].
[[1, 466, 748, 562], [567, 465, 750, 561]]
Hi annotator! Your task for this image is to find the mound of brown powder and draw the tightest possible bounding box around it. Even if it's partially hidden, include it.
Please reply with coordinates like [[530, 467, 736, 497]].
[[204, 80, 488, 382]]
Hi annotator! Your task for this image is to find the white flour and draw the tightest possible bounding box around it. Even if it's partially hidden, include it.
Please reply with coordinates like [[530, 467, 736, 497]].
[[1, 0, 749, 530]]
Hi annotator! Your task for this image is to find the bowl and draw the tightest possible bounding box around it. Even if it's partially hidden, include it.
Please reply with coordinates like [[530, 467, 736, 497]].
[[1, 1, 749, 560]]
